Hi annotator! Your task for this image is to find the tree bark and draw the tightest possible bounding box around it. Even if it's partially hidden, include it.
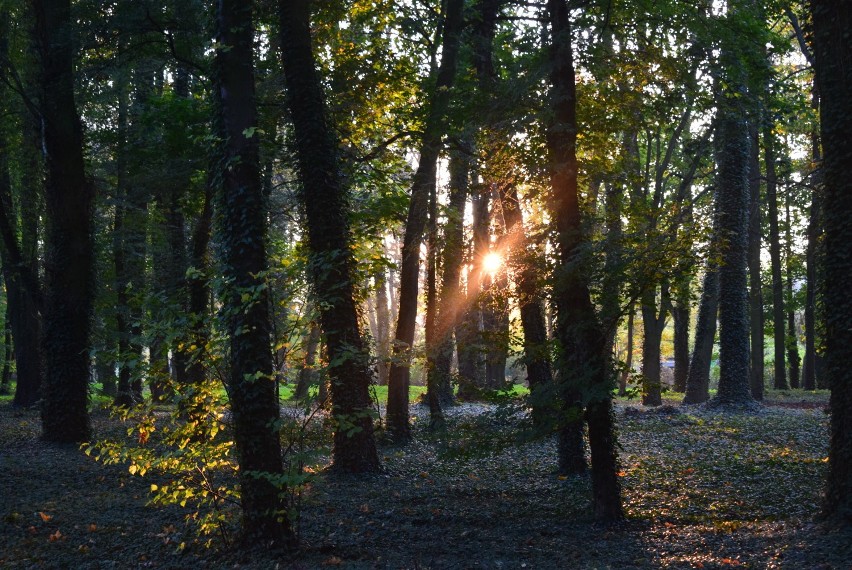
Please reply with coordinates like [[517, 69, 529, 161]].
[[279, 0, 380, 471], [784, 194, 800, 389], [748, 125, 764, 400], [641, 286, 668, 406], [35, 0, 95, 442], [766, 127, 787, 390], [216, 0, 292, 546], [713, 24, 754, 406], [385, 0, 465, 439], [546, 0, 622, 520], [684, 266, 718, 404], [811, 0, 852, 523]]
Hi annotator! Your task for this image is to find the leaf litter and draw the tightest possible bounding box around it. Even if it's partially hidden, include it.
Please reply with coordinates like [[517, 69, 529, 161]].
[[1, 395, 850, 568]]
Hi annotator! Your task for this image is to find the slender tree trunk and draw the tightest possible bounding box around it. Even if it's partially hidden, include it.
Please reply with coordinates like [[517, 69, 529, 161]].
[[457, 187, 488, 398], [748, 125, 764, 400], [294, 320, 321, 400], [641, 286, 668, 406], [784, 194, 800, 389], [684, 266, 718, 404], [216, 0, 292, 546], [672, 287, 690, 394], [374, 269, 390, 386], [802, 96, 822, 391], [811, 0, 852, 522], [0, 14, 44, 408], [35, 0, 95, 442], [431, 147, 470, 407], [620, 306, 635, 396], [424, 176, 445, 428], [280, 0, 380, 471], [546, 0, 622, 520], [766, 128, 787, 390]]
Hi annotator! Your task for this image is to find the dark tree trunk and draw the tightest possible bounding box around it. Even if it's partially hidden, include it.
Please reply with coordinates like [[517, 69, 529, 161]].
[[620, 306, 635, 396], [424, 176, 445, 428], [0, 13, 44, 408], [500, 182, 553, 422], [766, 127, 787, 390], [385, 0, 465, 439], [280, 0, 380, 471], [374, 269, 390, 386], [748, 125, 764, 400], [672, 287, 690, 394], [802, 96, 822, 391], [0, 306, 10, 395], [35, 0, 95, 442], [431, 148, 469, 408], [713, 29, 753, 406], [641, 286, 668, 406], [811, 0, 852, 523], [483, 190, 510, 390], [784, 195, 800, 389], [684, 266, 718, 404], [546, 0, 622, 520], [216, 0, 292, 546]]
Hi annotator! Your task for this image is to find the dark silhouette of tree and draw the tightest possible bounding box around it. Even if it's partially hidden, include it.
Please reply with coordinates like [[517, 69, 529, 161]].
[[546, 0, 622, 520], [279, 0, 380, 471], [34, 0, 95, 443], [811, 0, 852, 523], [385, 0, 465, 441], [214, 0, 293, 546]]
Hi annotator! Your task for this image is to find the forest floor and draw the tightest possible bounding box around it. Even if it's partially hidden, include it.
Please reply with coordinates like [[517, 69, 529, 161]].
[[1, 390, 851, 569]]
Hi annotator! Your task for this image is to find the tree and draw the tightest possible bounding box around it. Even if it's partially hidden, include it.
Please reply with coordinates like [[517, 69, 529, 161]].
[[711, 3, 754, 406], [214, 0, 292, 545], [35, 0, 95, 443], [385, 0, 465, 440], [811, 0, 852, 523], [546, 0, 622, 520], [279, 0, 380, 472]]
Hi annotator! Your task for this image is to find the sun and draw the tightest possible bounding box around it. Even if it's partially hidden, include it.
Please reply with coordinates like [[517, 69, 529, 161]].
[[482, 252, 503, 275]]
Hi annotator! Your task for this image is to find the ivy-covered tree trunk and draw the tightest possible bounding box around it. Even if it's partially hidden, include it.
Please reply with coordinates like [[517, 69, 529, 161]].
[[35, 0, 95, 442], [766, 127, 787, 390], [811, 0, 852, 523], [279, 0, 380, 471], [712, 17, 754, 406], [747, 126, 764, 400], [385, 0, 464, 439], [424, 174, 445, 428], [215, 0, 292, 546], [802, 108, 822, 391], [546, 0, 622, 520]]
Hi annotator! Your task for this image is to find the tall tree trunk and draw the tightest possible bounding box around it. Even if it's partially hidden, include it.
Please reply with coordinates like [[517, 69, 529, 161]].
[[35, 0, 95, 442], [374, 268, 390, 386], [748, 125, 765, 400], [431, 147, 469, 407], [620, 306, 635, 396], [280, 0, 380, 471], [713, 23, 754, 406], [766, 128, 787, 390], [456, 186, 488, 398], [546, 0, 622, 520], [424, 176, 445, 428], [385, 0, 465, 440], [294, 320, 321, 400], [0, 12, 44, 408], [811, 0, 852, 523], [784, 194, 800, 389], [802, 91, 822, 391], [216, 0, 292, 546]]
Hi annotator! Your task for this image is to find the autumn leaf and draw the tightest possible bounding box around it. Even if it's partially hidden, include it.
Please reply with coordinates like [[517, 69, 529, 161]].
[[48, 530, 62, 542], [322, 556, 343, 566], [38, 512, 52, 522]]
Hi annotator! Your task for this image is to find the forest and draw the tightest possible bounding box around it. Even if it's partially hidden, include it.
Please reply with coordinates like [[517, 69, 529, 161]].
[[0, 0, 850, 567]]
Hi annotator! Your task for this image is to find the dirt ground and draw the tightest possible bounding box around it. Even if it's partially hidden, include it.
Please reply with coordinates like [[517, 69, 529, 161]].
[[1, 394, 850, 569]]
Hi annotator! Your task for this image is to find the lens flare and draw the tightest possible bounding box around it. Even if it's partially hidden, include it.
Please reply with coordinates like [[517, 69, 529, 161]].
[[482, 252, 502, 275]]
